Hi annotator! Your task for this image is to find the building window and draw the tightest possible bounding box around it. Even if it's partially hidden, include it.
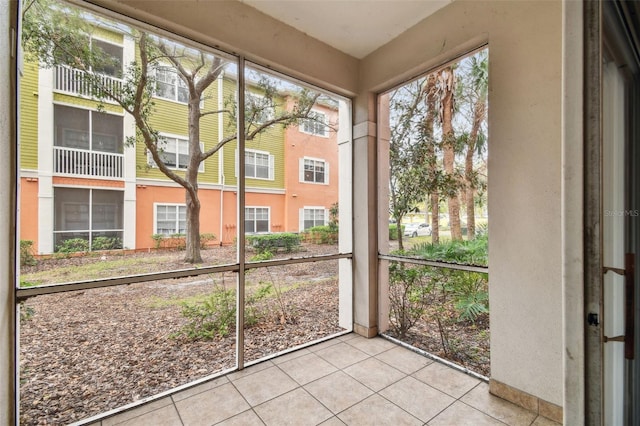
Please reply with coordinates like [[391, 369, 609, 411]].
[[154, 66, 189, 103], [54, 105, 123, 153], [53, 188, 124, 251], [300, 158, 328, 184], [300, 111, 328, 137], [92, 39, 123, 78], [155, 204, 187, 235], [245, 207, 269, 233], [149, 135, 204, 172], [301, 207, 327, 230], [245, 149, 274, 180]]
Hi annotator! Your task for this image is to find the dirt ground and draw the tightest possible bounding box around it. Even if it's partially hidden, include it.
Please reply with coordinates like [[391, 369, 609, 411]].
[[19, 244, 489, 425]]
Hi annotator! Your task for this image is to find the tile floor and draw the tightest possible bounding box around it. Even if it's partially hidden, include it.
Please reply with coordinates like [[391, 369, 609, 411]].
[[94, 334, 561, 426]]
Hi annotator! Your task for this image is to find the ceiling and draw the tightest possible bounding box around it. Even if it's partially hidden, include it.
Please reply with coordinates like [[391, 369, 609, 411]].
[[239, 0, 451, 59]]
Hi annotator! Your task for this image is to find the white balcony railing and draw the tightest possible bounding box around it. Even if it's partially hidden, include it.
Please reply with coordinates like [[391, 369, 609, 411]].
[[54, 146, 124, 179], [54, 65, 123, 99]]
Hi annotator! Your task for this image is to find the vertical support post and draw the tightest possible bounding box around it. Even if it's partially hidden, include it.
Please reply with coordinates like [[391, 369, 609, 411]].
[[584, 0, 603, 423], [236, 56, 246, 370]]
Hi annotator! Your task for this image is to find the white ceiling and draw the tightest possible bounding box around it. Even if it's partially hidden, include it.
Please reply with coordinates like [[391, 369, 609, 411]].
[[240, 0, 451, 59]]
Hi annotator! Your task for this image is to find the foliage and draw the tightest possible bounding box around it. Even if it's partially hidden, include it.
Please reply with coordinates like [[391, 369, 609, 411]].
[[199, 233, 216, 249], [150, 234, 188, 250], [56, 238, 90, 254], [328, 202, 339, 230], [91, 236, 122, 251], [151, 234, 165, 249], [20, 302, 35, 323], [409, 234, 488, 266], [302, 226, 338, 244], [178, 282, 269, 340], [388, 262, 434, 338], [246, 233, 301, 254], [388, 224, 404, 240], [250, 250, 274, 262], [20, 240, 37, 267]]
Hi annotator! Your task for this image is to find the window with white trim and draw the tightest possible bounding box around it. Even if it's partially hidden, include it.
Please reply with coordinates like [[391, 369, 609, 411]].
[[155, 204, 187, 235], [300, 111, 328, 137], [149, 135, 204, 172], [245, 207, 269, 233], [300, 157, 328, 184], [300, 207, 328, 231], [242, 149, 274, 180], [154, 66, 190, 103], [54, 105, 123, 153]]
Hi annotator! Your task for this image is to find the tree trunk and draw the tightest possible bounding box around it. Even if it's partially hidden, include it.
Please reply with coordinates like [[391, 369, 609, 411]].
[[465, 98, 486, 239], [440, 67, 462, 241], [184, 95, 203, 263], [430, 193, 439, 244], [423, 73, 439, 244], [396, 213, 405, 251]]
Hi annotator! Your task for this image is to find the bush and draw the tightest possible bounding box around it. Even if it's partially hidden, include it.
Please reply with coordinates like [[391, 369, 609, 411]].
[[20, 240, 36, 266], [178, 282, 269, 340], [246, 233, 301, 254], [388, 262, 434, 338], [302, 226, 338, 244], [389, 224, 404, 240], [200, 233, 216, 249], [56, 238, 90, 254], [250, 250, 274, 262], [92, 236, 122, 251], [151, 233, 186, 250]]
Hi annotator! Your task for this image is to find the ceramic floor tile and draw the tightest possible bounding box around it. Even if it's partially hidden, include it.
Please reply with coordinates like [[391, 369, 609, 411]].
[[172, 375, 229, 402], [338, 394, 422, 426], [374, 346, 433, 374], [531, 415, 563, 426], [232, 365, 298, 406], [108, 404, 183, 426], [461, 382, 538, 425], [304, 370, 374, 413], [343, 356, 406, 391], [270, 348, 312, 365], [345, 336, 397, 356], [215, 409, 264, 425], [379, 376, 454, 422], [175, 382, 250, 425], [102, 397, 174, 426], [254, 388, 333, 426], [308, 338, 343, 353], [277, 352, 337, 385], [314, 342, 370, 369], [228, 360, 274, 381], [337, 333, 358, 342], [427, 401, 504, 425], [412, 361, 481, 398], [318, 416, 347, 425]]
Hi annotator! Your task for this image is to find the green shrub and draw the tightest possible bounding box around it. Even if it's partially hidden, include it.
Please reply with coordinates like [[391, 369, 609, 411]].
[[56, 238, 89, 254], [246, 233, 301, 254], [92, 236, 122, 251], [389, 224, 404, 240], [250, 250, 274, 262], [409, 234, 488, 266], [178, 283, 268, 340], [151, 234, 165, 249], [200, 233, 216, 249], [20, 302, 35, 323], [20, 240, 36, 266], [302, 226, 338, 244], [388, 262, 435, 338]]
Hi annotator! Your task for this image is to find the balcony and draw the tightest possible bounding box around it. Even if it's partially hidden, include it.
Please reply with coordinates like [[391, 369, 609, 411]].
[[54, 64, 123, 99], [53, 146, 124, 179]]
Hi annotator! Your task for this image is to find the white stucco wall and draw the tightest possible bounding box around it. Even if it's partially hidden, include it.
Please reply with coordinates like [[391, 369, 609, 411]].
[[360, 1, 564, 405]]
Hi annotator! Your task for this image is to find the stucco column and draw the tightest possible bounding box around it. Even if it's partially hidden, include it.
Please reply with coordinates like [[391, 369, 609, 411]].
[[351, 92, 378, 337], [1, 2, 17, 423], [562, 1, 584, 422]]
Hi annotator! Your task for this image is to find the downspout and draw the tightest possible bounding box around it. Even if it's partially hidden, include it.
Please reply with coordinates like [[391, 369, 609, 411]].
[[218, 72, 225, 245]]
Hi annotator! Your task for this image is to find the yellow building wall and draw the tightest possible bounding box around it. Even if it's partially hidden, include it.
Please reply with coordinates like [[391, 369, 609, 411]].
[[19, 62, 39, 170]]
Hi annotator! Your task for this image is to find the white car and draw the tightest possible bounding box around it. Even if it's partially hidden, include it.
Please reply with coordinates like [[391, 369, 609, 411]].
[[403, 222, 432, 237]]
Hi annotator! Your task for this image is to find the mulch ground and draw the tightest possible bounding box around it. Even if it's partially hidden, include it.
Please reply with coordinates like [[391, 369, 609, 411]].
[[19, 244, 489, 425]]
